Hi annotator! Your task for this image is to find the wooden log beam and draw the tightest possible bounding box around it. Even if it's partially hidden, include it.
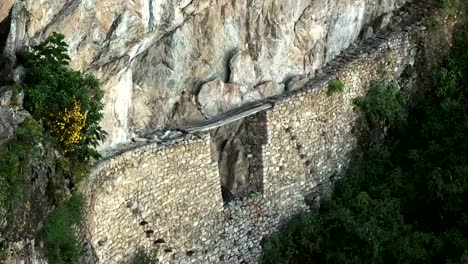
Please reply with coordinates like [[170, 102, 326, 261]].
[[183, 102, 272, 133]]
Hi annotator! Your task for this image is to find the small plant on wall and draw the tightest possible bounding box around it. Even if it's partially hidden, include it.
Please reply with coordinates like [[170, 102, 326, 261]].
[[130, 249, 159, 264], [327, 79, 345, 96]]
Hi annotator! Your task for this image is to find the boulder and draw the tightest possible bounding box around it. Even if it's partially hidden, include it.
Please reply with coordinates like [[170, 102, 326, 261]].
[[229, 50, 256, 86], [211, 121, 251, 200], [12, 65, 25, 83], [361, 26, 375, 41], [255, 81, 285, 98], [378, 12, 394, 29], [286, 75, 310, 92], [197, 79, 244, 118], [0, 86, 28, 145], [219, 136, 250, 196], [197, 79, 264, 118]]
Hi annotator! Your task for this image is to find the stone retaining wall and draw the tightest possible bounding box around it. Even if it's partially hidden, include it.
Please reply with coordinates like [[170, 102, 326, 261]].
[[246, 29, 418, 209], [83, 135, 223, 263], [82, 10, 451, 263]]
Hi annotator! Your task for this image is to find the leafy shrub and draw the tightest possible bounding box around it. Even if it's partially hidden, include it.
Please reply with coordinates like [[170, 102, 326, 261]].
[[439, 0, 460, 10], [353, 81, 408, 130], [432, 26, 468, 98], [21, 32, 106, 160], [130, 250, 159, 264], [352, 80, 409, 145], [262, 213, 317, 264], [327, 79, 345, 96], [49, 99, 87, 153], [16, 33, 108, 262], [424, 17, 442, 29], [39, 194, 84, 264], [0, 33, 107, 263], [0, 117, 81, 259], [0, 117, 43, 217]]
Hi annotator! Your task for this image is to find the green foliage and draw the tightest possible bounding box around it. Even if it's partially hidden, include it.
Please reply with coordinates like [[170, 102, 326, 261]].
[[0, 118, 87, 263], [353, 81, 408, 130], [130, 250, 159, 264], [0, 33, 107, 263], [327, 79, 345, 96], [263, 213, 317, 264], [263, 25, 468, 264], [352, 80, 409, 145], [439, 0, 461, 10], [10, 84, 21, 106], [0, 117, 43, 216], [432, 27, 468, 98], [22, 32, 106, 161], [39, 194, 84, 264], [424, 17, 443, 29], [15, 33, 108, 263]]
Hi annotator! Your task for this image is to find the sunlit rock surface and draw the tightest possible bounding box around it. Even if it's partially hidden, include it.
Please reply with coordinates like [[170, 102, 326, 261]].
[[3, 0, 407, 148]]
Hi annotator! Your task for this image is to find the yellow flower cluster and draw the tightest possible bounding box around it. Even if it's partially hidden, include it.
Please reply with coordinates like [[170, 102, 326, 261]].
[[48, 100, 87, 153]]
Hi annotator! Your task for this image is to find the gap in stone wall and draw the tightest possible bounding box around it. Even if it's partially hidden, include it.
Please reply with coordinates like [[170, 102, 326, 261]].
[[243, 111, 268, 195], [209, 110, 269, 203], [210, 120, 251, 203]]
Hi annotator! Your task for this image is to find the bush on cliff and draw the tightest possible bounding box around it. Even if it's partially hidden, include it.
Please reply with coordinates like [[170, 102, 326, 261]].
[[21, 33, 106, 263], [21, 32, 106, 162], [0, 33, 106, 262], [0, 117, 44, 238], [39, 194, 84, 264], [263, 23, 468, 264]]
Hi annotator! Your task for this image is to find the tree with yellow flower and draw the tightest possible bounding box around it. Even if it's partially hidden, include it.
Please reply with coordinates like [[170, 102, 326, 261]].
[[21, 32, 106, 161]]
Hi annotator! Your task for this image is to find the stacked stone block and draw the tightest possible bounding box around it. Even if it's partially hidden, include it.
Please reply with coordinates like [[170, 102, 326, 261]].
[[83, 135, 223, 263], [83, 21, 433, 264], [246, 29, 419, 212]]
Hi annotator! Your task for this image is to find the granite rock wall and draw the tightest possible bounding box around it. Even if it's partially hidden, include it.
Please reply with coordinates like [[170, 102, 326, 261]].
[[2, 0, 410, 149]]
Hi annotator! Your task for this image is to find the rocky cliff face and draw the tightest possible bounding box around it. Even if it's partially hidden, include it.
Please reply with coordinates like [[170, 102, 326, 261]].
[[1, 0, 409, 149]]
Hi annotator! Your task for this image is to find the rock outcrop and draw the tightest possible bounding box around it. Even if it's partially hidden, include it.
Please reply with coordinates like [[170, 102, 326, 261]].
[[0, 86, 28, 145], [0, 0, 14, 23], [0, 86, 50, 264], [3, 0, 409, 149]]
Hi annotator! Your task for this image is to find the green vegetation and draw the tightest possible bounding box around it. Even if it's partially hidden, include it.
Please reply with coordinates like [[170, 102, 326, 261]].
[[130, 250, 159, 264], [0, 33, 105, 263], [39, 194, 84, 264], [22, 32, 106, 161], [439, 0, 461, 10], [0, 117, 44, 233], [424, 17, 443, 29], [263, 22, 468, 264], [352, 80, 409, 146], [327, 79, 345, 96], [0, 117, 42, 203]]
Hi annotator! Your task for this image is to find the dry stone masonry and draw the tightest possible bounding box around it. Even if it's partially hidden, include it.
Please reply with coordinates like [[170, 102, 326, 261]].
[[82, 4, 447, 262], [83, 135, 223, 263], [246, 29, 418, 206]]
